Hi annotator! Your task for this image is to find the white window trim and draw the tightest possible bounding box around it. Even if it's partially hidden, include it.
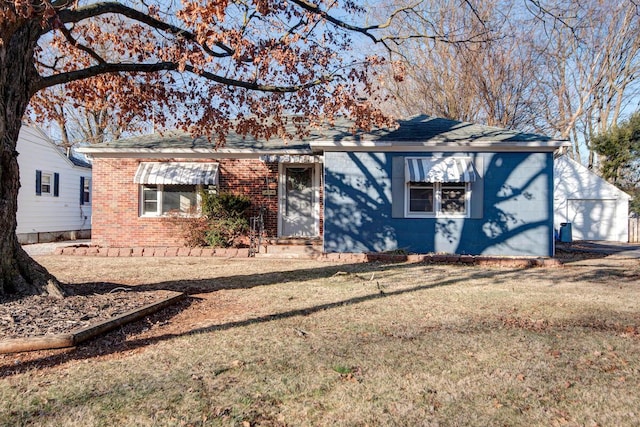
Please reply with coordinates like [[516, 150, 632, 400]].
[[83, 177, 92, 205], [406, 181, 435, 216], [40, 171, 53, 196], [440, 182, 471, 218], [140, 185, 159, 217], [404, 181, 471, 218], [404, 155, 473, 218], [139, 184, 202, 218]]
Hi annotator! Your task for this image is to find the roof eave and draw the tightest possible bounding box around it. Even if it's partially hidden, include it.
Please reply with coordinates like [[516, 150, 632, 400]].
[[310, 139, 570, 152], [77, 147, 315, 159]]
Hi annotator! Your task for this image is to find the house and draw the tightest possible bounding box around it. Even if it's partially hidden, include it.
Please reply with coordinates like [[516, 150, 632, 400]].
[[16, 125, 92, 244], [79, 115, 567, 256], [554, 155, 630, 242]]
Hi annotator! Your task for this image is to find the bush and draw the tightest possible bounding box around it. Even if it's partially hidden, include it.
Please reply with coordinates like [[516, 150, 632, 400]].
[[169, 216, 210, 247], [201, 191, 251, 219], [165, 192, 252, 248], [205, 216, 249, 248], [203, 192, 251, 248]]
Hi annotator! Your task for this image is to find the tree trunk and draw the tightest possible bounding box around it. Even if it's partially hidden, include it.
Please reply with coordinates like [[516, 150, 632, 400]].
[[0, 21, 65, 298]]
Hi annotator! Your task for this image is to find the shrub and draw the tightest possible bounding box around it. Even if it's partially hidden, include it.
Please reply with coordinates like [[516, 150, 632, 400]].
[[161, 213, 210, 247], [203, 192, 251, 248], [164, 192, 252, 248], [201, 191, 251, 219], [206, 216, 249, 248]]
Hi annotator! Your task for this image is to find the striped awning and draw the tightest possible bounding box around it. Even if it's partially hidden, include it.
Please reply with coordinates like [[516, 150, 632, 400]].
[[406, 157, 476, 183], [259, 154, 323, 163], [134, 162, 219, 185]]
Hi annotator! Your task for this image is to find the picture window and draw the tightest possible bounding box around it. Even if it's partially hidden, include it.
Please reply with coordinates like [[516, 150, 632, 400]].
[[140, 184, 200, 216]]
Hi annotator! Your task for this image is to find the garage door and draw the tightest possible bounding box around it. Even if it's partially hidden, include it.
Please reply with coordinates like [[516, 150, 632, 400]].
[[567, 199, 617, 241]]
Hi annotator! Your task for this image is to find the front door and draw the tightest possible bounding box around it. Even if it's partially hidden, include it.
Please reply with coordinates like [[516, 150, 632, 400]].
[[281, 164, 317, 237]]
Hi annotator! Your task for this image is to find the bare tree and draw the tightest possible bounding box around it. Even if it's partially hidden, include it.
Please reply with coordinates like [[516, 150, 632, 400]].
[[30, 84, 149, 148], [383, 0, 640, 168], [383, 0, 541, 131], [534, 0, 640, 166]]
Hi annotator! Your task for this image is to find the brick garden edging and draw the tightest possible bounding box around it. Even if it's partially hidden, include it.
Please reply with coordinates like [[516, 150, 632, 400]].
[[55, 246, 563, 268], [338, 253, 562, 268], [56, 246, 252, 258]]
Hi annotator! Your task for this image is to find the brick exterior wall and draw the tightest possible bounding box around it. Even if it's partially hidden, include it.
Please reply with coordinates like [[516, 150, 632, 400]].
[[91, 157, 322, 247], [219, 159, 280, 239]]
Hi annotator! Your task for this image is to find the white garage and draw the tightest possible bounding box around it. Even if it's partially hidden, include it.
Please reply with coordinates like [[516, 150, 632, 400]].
[[554, 155, 631, 242]]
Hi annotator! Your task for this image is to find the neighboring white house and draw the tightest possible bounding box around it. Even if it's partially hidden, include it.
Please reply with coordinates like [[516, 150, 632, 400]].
[[16, 125, 92, 244], [554, 155, 630, 242]]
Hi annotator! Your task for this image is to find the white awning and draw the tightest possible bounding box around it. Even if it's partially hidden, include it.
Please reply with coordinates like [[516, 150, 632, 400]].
[[133, 162, 219, 185], [259, 154, 323, 163], [406, 157, 476, 183]]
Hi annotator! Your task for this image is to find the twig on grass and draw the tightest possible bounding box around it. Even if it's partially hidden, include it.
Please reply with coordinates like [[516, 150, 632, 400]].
[[108, 287, 132, 293]]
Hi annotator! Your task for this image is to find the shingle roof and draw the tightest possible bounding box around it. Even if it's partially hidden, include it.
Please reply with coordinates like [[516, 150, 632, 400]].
[[52, 145, 92, 168], [339, 115, 558, 143], [68, 155, 92, 168], [79, 115, 567, 156], [93, 129, 311, 151]]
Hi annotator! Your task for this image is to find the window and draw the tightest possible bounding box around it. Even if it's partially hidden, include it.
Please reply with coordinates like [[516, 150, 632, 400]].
[[404, 157, 474, 218], [140, 184, 200, 217], [408, 182, 434, 213], [142, 185, 159, 214], [133, 162, 218, 217], [36, 170, 59, 197], [441, 183, 467, 214], [407, 181, 469, 217], [80, 177, 91, 205], [41, 174, 52, 195]]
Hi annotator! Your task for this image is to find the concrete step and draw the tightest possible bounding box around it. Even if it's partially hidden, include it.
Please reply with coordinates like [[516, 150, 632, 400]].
[[255, 244, 323, 259], [264, 237, 322, 246]]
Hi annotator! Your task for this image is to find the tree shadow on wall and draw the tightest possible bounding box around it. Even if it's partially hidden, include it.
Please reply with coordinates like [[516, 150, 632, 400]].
[[324, 151, 398, 253], [323, 115, 554, 256], [554, 156, 626, 240], [455, 152, 552, 255]]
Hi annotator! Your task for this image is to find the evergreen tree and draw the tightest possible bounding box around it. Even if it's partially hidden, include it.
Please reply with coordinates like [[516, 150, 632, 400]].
[[592, 112, 640, 186]]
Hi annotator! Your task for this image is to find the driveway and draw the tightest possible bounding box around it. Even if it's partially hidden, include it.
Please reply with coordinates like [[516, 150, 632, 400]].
[[556, 240, 640, 258], [21, 240, 91, 256]]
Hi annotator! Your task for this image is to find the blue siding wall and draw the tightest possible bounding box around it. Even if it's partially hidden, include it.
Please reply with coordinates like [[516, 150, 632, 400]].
[[323, 151, 554, 256]]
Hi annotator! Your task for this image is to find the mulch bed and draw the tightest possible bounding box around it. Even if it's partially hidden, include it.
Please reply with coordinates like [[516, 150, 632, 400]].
[[0, 284, 176, 340]]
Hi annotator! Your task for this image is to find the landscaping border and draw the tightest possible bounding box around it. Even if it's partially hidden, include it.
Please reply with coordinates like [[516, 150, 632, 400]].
[[54, 246, 563, 267], [0, 292, 186, 354]]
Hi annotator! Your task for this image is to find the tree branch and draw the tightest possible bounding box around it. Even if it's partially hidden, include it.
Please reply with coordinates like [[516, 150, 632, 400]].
[[288, 0, 421, 44], [34, 61, 334, 93], [525, 0, 578, 39], [58, 23, 107, 64], [54, 2, 234, 58]]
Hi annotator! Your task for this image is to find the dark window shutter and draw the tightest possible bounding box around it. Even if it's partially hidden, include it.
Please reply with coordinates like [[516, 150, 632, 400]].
[[391, 156, 405, 218], [470, 156, 484, 219], [36, 170, 42, 196], [80, 176, 85, 205], [53, 173, 60, 197]]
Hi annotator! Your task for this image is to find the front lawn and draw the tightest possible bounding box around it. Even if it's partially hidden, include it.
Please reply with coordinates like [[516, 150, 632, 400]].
[[1, 255, 639, 426]]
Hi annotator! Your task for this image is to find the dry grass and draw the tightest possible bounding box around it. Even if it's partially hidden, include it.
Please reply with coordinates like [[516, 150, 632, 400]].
[[1, 255, 640, 426]]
